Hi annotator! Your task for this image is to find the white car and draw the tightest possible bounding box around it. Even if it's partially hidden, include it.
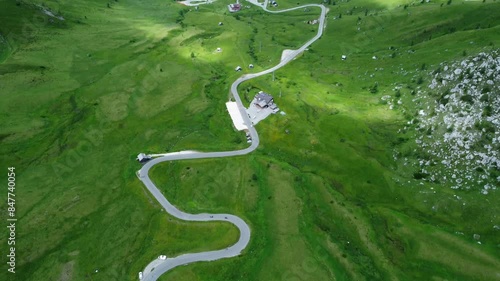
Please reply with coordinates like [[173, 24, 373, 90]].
[[139, 272, 143, 280], [158, 255, 167, 260]]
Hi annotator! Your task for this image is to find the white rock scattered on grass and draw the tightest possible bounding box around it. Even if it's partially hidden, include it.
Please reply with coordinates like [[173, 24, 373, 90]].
[[404, 50, 500, 194]]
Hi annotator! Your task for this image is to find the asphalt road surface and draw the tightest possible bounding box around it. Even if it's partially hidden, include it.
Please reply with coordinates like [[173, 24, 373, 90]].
[[138, 2, 328, 280]]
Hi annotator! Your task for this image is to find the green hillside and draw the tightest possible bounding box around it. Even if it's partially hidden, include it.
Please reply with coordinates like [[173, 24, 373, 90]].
[[0, 0, 499, 280]]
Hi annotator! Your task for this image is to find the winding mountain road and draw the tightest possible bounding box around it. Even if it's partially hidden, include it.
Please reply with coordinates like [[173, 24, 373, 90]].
[[138, 1, 327, 280]]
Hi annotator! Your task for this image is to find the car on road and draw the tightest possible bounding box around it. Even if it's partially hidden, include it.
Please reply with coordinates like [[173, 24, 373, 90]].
[[159, 255, 167, 260], [139, 272, 143, 280]]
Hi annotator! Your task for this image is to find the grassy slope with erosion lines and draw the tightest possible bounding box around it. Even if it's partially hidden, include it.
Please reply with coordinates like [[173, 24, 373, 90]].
[[0, 0, 499, 280]]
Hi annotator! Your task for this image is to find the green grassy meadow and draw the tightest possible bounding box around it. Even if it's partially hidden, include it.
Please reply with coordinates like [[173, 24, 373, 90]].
[[0, 0, 499, 280]]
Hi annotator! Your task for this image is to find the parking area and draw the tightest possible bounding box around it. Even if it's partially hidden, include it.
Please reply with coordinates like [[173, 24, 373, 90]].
[[226, 101, 249, 131], [246, 102, 274, 125]]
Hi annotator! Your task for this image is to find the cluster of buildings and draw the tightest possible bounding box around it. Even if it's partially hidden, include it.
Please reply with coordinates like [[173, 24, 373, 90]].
[[253, 91, 279, 113], [245, 91, 280, 126], [225, 91, 281, 133], [228, 1, 241, 12], [235, 64, 254, 71]]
